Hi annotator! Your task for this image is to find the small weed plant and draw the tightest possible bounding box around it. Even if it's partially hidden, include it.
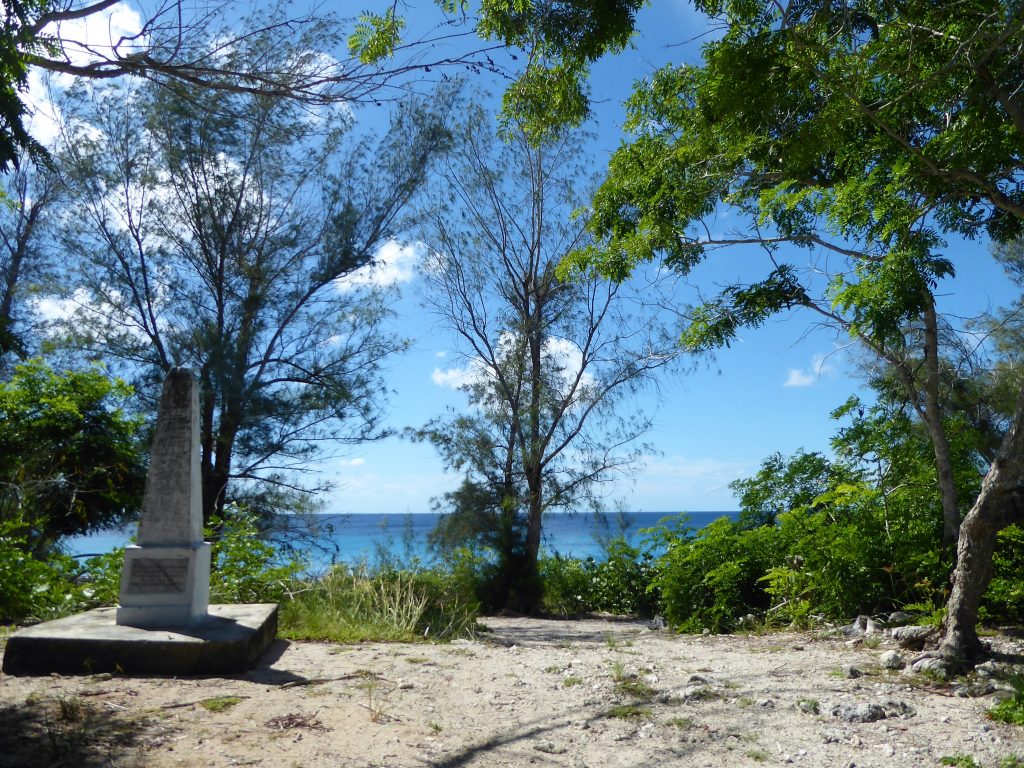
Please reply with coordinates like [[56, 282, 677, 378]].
[[200, 696, 244, 713], [939, 757, 981, 768], [989, 675, 1024, 726]]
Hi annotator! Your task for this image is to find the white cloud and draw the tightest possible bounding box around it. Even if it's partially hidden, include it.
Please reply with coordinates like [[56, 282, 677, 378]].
[[633, 454, 754, 504], [432, 334, 595, 393], [337, 457, 366, 467], [784, 352, 837, 388], [340, 240, 425, 291], [49, 4, 146, 70], [25, 4, 146, 148], [432, 357, 489, 390], [784, 368, 816, 388], [30, 288, 91, 322], [329, 468, 460, 513]]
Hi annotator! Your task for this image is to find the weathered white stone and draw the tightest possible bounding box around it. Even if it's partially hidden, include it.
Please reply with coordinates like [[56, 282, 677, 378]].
[[880, 650, 904, 670], [910, 656, 951, 680], [117, 368, 210, 628]]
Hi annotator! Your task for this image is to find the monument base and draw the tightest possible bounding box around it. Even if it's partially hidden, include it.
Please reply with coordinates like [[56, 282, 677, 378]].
[[1, 603, 277, 676], [116, 542, 211, 628]]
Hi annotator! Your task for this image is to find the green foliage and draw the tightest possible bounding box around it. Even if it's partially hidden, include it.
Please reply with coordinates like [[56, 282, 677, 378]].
[[649, 397, 965, 631], [0, 360, 146, 556], [986, 525, 1024, 624], [477, 0, 644, 142], [566, 0, 1024, 501], [76, 549, 125, 608], [207, 506, 304, 604], [540, 537, 658, 617], [0, 523, 130, 624], [539, 554, 591, 616], [648, 515, 779, 632], [0, 0, 48, 170], [730, 449, 844, 529], [279, 564, 478, 643], [347, 9, 406, 63], [989, 675, 1024, 726], [0, 518, 82, 622]]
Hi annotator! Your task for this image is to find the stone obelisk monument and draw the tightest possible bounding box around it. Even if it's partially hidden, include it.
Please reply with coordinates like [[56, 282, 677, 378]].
[[2, 366, 277, 676], [116, 367, 211, 628]]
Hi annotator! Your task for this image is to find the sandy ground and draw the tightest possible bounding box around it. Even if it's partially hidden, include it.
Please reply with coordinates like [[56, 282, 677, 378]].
[[1, 616, 1023, 768]]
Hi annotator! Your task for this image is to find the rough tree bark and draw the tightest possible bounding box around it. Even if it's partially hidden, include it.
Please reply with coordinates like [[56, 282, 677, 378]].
[[941, 382, 1024, 667]]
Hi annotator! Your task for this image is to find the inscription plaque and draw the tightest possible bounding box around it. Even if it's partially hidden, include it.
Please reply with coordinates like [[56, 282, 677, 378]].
[[125, 557, 189, 594]]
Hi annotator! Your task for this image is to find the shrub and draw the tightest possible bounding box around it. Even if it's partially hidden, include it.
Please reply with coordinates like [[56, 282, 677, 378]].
[[540, 536, 658, 617], [589, 537, 659, 616], [648, 515, 780, 632], [0, 520, 84, 622], [207, 506, 304, 604], [985, 525, 1024, 624], [989, 675, 1024, 726], [648, 480, 949, 632], [539, 555, 592, 616]]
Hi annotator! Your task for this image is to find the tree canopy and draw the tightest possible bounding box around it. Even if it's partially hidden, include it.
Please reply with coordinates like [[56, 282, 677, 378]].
[[415, 108, 678, 611], [0, 358, 145, 556], [51, 72, 453, 522], [555, 0, 1024, 665]]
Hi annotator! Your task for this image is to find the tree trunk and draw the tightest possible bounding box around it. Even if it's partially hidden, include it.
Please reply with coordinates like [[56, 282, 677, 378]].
[[921, 298, 961, 543], [0, 198, 41, 361], [941, 382, 1024, 667]]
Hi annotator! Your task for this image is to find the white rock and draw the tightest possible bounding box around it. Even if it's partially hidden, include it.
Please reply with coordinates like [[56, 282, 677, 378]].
[[880, 650, 904, 670]]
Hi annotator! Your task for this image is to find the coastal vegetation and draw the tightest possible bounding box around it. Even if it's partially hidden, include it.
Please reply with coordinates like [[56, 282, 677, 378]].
[[0, 0, 1023, 684]]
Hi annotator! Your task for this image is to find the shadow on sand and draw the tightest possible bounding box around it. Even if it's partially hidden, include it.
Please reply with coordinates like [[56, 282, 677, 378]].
[[0, 692, 151, 768]]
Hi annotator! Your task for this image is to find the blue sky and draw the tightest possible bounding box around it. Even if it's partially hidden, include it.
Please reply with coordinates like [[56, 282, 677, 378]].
[[26, 0, 1019, 515], [315, 2, 1019, 515]]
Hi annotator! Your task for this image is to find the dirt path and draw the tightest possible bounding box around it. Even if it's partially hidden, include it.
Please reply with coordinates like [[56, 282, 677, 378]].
[[2, 616, 1022, 767]]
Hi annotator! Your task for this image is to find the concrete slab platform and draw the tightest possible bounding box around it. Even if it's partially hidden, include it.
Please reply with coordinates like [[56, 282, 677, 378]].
[[1, 603, 277, 676]]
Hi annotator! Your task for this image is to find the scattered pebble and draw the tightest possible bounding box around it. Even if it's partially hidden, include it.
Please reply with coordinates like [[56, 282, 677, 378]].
[[830, 702, 887, 723], [533, 741, 567, 754]]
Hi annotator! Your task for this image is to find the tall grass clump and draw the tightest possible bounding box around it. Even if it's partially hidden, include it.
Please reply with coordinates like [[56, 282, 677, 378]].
[[280, 564, 478, 642]]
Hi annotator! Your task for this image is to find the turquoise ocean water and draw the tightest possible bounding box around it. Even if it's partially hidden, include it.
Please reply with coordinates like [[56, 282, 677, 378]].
[[67, 511, 738, 572]]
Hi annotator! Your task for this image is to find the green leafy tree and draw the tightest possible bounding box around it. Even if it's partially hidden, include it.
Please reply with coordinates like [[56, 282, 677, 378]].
[[53, 71, 452, 524], [560, 0, 1024, 668], [0, 156, 61, 364], [729, 449, 845, 529], [0, 0, 47, 171], [0, 358, 145, 557], [414, 109, 679, 612]]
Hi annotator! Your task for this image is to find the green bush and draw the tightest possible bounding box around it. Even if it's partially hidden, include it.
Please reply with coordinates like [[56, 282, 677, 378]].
[[76, 549, 125, 607], [985, 525, 1024, 624], [648, 477, 949, 632], [590, 537, 659, 616], [0, 519, 84, 622], [988, 675, 1024, 726], [648, 515, 779, 632], [539, 554, 592, 616], [207, 506, 305, 604], [540, 536, 658, 618]]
